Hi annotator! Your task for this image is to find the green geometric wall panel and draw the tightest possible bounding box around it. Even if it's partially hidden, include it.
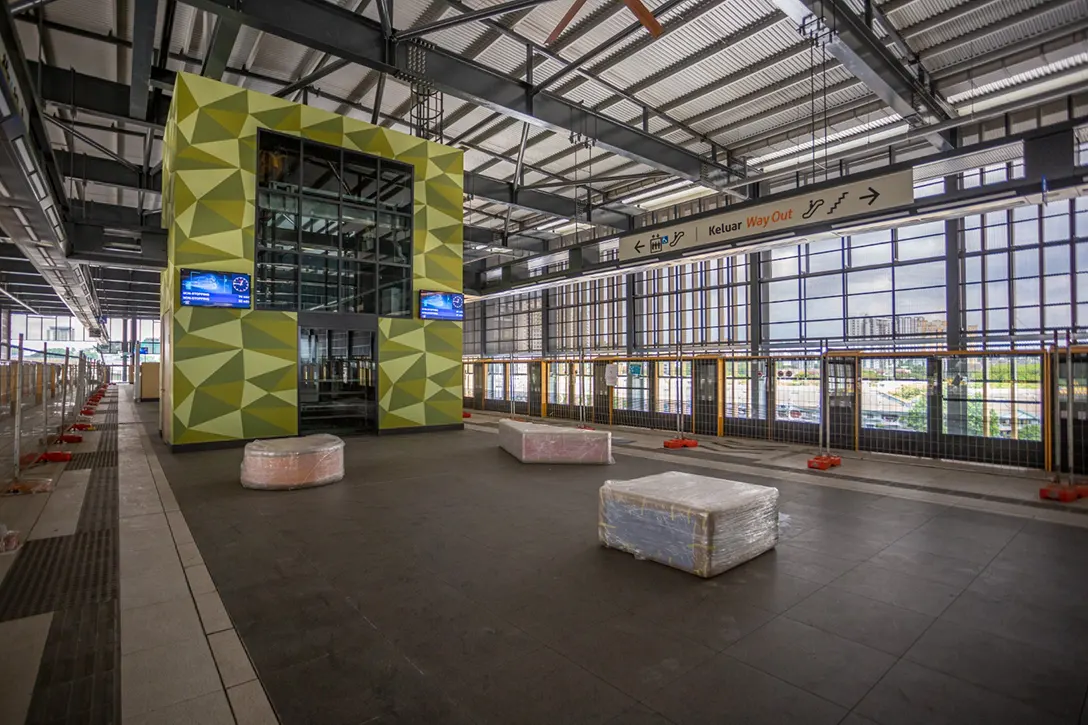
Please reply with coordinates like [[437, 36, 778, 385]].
[[171, 307, 298, 445], [162, 72, 463, 444], [378, 318, 463, 430]]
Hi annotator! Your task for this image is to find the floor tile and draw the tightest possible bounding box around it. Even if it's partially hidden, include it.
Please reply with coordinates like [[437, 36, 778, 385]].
[[905, 619, 1088, 718], [195, 590, 233, 634], [0, 613, 52, 725], [604, 703, 674, 725], [176, 541, 204, 568], [839, 715, 880, 725], [120, 636, 221, 718], [785, 587, 933, 656], [868, 542, 986, 589], [855, 660, 1065, 725], [120, 595, 204, 655], [940, 590, 1088, 661], [549, 612, 717, 698], [706, 567, 823, 614], [185, 564, 216, 595], [227, 680, 279, 725], [646, 653, 846, 725], [786, 528, 890, 562], [831, 561, 963, 616], [893, 528, 1004, 566], [768, 543, 860, 585], [121, 689, 234, 725], [398, 605, 542, 687], [208, 628, 257, 688], [635, 589, 776, 652], [454, 647, 636, 725], [119, 563, 191, 611], [726, 616, 896, 708], [262, 641, 478, 725]]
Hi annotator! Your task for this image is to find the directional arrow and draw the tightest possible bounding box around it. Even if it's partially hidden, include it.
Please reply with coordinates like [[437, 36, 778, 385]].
[[859, 187, 880, 206], [634, 239, 644, 254]]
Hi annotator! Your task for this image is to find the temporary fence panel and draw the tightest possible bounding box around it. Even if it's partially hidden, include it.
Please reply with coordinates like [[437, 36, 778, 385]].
[[461, 344, 1082, 472]]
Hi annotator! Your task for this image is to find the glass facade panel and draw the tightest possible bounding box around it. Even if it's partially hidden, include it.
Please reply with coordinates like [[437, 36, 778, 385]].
[[254, 131, 412, 316]]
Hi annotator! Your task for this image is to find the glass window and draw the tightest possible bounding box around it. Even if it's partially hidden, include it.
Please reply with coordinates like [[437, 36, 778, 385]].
[[343, 154, 378, 205], [377, 214, 412, 265], [1043, 245, 1070, 276], [301, 141, 342, 199], [258, 134, 300, 191], [254, 130, 413, 316], [378, 266, 411, 317]]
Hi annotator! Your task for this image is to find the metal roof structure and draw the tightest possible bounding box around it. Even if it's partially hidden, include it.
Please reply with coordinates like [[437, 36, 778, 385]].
[[1, 0, 1087, 326]]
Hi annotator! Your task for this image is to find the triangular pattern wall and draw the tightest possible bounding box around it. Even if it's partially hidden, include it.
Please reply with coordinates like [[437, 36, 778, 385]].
[[161, 73, 463, 444]]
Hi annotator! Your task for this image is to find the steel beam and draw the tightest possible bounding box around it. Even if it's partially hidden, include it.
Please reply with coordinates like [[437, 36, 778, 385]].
[[8, 0, 63, 14], [35, 66, 633, 229], [182, 0, 733, 187], [201, 16, 242, 80], [274, 57, 351, 98], [130, 0, 160, 119], [396, 0, 555, 40], [769, 0, 953, 151]]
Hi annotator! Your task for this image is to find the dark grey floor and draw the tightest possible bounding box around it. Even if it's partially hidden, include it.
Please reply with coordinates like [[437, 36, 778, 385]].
[[146, 423, 1088, 725]]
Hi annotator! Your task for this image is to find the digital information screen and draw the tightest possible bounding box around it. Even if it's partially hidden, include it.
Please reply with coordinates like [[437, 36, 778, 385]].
[[179, 269, 252, 309], [419, 291, 464, 321]]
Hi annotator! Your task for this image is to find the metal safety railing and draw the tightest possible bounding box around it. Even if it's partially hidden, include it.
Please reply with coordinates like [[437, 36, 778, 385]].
[[1, 335, 109, 486], [463, 340, 1087, 478]]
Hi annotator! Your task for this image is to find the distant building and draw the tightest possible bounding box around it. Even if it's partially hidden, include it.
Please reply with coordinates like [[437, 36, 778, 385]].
[[848, 315, 946, 338]]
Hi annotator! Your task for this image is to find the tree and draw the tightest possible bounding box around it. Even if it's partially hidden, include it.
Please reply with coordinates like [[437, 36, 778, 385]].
[[1018, 423, 1041, 442], [901, 396, 928, 433]]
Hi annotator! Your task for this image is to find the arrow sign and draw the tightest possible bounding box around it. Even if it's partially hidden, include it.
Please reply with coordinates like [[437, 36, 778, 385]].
[[634, 239, 644, 254], [859, 187, 880, 205]]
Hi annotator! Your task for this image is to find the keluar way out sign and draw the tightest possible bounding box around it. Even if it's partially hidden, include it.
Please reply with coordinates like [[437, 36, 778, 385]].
[[618, 170, 914, 262]]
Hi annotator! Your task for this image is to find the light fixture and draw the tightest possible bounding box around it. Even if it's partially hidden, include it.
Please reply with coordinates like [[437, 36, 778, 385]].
[[620, 180, 692, 205], [533, 218, 569, 231], [13, 137, 34, 174], [12, 207, 29, 226], [0, 178, 10, 198]]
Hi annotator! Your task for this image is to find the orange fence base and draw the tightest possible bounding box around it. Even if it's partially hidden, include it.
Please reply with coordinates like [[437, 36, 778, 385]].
[[808, 455, 841, 470], [1039, 485, 1078, 502]]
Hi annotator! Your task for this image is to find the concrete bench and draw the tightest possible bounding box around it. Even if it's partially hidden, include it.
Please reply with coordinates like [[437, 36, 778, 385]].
[[599, 471, 779, 577], [240, 434, 345, 490], [498, 419, 613, 464]]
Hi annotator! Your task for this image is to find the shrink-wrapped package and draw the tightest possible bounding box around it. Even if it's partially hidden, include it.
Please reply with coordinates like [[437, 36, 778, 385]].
[[498, 418, 613, 464], [240, 434, 345, 490], [599, 471, 779, 577]]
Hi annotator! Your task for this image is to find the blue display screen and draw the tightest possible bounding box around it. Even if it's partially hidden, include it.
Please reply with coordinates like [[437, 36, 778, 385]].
[[179, 269, 251, 309], [419, 291, 464, 321]]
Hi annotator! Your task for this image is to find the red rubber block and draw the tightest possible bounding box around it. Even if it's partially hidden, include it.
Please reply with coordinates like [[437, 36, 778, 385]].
[[827, 455, 842, 467], [58, 434, 83, 444], [682, 439, 699, 448], [462, 412, 472, 418], [663, 439, 687, 449], [808, 456, 832, 470], [39, 451, 72, 463], [70, 423, 95, 431], [1039, 485, 1078, 502], [80, 408, 95, 416]]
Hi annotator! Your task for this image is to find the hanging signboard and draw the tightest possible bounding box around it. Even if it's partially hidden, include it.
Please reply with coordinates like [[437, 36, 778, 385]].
[[604, 363, 619, 387], [618, 170, 914, 262]]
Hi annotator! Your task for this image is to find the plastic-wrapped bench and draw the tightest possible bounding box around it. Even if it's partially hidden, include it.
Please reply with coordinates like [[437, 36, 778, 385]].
[[599, 471, 779, 577], [240, 434, 345, 490], [498, 419, 613, 464]]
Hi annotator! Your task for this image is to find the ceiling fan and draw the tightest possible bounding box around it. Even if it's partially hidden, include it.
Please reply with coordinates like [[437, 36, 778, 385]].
[[546, 0, 663, 45]]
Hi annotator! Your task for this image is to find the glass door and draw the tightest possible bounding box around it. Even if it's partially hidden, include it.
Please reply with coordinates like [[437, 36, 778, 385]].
[[298, 327, 376, 434]]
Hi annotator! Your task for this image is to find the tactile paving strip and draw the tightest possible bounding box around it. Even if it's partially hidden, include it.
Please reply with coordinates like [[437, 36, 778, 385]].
[[0, 529, 115, 621], [19, 389, 121, 725], [65, 450, 119, 471]]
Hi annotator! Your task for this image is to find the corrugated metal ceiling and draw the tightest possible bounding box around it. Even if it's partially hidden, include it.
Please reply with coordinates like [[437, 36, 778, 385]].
[[20, 0, 1088, 238]]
